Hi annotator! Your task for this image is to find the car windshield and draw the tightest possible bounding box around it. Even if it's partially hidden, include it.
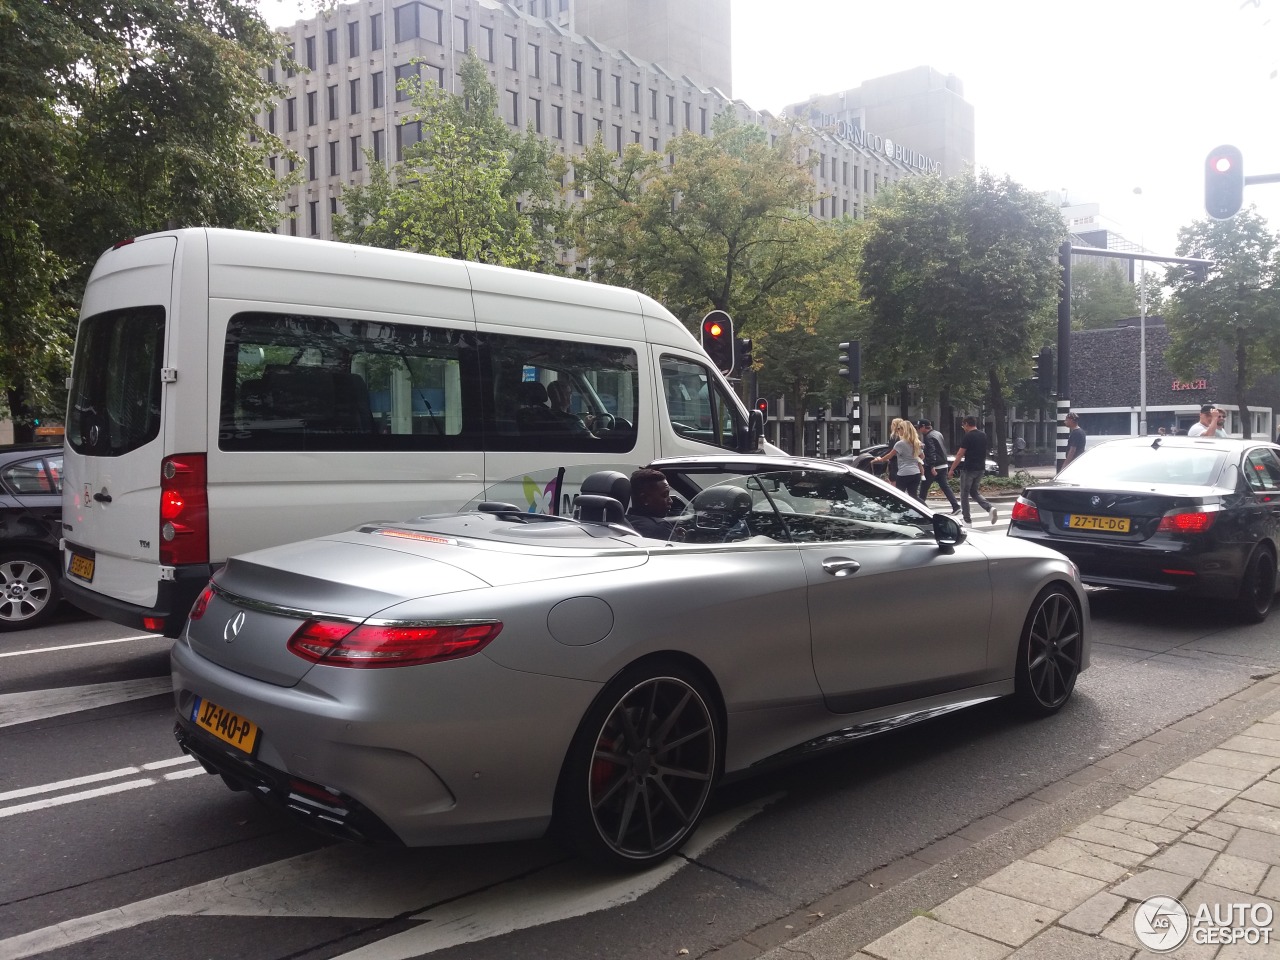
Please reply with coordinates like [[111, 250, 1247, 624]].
[[1056, 443, 1228, 487]]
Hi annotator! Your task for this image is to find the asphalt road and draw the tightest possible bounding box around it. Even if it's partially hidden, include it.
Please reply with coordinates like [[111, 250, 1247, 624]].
[[2, 575, 1279, 960]]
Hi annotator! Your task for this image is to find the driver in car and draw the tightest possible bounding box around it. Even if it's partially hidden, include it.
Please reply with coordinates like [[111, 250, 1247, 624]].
[[627, 468, 679, 539]]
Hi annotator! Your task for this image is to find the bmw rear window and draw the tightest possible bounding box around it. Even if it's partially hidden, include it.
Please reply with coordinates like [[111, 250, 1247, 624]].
[[1057, 444, 1228, 487], [67, 306, 165, 457]]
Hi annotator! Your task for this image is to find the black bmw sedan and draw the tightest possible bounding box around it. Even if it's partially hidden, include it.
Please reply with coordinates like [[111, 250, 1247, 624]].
[[1007, 436, 1280, 622]]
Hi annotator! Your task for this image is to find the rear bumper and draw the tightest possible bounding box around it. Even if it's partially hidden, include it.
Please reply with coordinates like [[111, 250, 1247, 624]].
[[1007, 526, 1243, 598], [61, 564, 212, 637]]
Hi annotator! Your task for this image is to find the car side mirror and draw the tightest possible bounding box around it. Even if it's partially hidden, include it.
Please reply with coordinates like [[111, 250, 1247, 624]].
[[933, 513, 967, 548]]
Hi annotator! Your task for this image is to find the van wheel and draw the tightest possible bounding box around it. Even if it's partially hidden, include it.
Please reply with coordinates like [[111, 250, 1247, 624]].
[[554, 662, 719, 870], [0, 551, 61, 631], [1237, 546, 1276, 624]]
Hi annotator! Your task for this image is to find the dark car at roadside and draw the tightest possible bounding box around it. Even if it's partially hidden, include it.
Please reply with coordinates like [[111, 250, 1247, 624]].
[[1007, 436, 1280, 622], [0, 444, 64, 630]]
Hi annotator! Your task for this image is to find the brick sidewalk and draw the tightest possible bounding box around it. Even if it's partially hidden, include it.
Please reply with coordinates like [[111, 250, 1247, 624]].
[[708, 676, 1280, 960]]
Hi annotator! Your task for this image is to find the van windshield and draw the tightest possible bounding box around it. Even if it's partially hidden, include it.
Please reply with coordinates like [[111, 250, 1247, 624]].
[[67, 306, 165, 457]]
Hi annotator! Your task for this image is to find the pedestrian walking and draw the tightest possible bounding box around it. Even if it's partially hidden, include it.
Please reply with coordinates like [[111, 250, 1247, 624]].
[[872, 420, 924, 502], [954, 416, 996, 525], [1062, 412, 1086, 467], [916, 419, 960, 513]]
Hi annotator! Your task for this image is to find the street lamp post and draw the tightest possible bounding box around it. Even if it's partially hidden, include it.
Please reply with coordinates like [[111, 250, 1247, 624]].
[[1134, 187, 1147, 437]]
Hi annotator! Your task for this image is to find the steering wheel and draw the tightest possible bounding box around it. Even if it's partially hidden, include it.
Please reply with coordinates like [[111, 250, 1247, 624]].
[[593, 412, 616, 432]]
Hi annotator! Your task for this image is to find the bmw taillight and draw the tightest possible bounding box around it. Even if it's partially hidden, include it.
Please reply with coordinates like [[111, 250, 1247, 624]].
[[159, 454, 209, 566], [1157, 510, 1216, 534], [1011, 497, 1040, 524], [286, 619, 503, 668]]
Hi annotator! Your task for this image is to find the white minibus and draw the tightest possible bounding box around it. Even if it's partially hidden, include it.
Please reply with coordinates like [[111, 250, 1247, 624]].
[[61, 229, 767, 635]]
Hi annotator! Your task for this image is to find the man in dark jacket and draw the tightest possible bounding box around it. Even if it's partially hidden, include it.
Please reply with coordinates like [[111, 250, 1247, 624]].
[[917, 419, 960, 514], [627, 468, 679, 539]]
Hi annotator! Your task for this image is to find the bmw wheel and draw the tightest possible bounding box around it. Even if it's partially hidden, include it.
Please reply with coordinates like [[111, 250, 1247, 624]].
[[0, 551, 61, 632], [1014, 586, 1083, 717], [556, 662, 720, 869], [1237, 546, 1276, 624]]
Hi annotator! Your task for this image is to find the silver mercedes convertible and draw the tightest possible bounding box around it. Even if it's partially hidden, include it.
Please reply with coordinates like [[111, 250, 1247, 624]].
[[172, 455, 1089, 869]]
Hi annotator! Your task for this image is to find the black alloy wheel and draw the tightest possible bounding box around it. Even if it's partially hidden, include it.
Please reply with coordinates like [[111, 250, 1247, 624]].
[[556, 664, 719, 869], [1237, 547, 1277, 624], [0, 551, 61, 631], [1014, 585, 1083, 717]]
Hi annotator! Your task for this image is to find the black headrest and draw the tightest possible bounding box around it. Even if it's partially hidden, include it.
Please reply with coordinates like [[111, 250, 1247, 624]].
[[519, 381, 549, 406], [581, 470, 631, 509], [695, 485, 752, 516]]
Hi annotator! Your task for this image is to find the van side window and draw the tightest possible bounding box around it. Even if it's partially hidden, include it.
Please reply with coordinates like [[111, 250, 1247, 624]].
[[660, 355, 744, 452], [481, 332, 639, 454], [221, 312, 482, 451], [67, 307, 166, 457]]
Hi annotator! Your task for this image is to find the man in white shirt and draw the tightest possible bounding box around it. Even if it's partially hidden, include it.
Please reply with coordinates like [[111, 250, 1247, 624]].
[[1188, 404, 1230, 437]]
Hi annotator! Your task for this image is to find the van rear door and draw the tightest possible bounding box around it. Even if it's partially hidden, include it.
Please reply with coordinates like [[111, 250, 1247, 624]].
[[62, 235, 177, 611]]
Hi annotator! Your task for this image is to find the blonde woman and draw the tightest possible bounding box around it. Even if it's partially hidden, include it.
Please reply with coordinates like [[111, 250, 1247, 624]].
[[872, 420, 924, 501]]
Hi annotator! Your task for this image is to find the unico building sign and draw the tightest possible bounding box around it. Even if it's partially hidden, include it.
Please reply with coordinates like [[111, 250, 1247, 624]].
[[807, 110, 942, 174]]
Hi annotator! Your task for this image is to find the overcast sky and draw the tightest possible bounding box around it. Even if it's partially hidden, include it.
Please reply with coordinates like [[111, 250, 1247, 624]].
[[257, 0, 1280, 256]]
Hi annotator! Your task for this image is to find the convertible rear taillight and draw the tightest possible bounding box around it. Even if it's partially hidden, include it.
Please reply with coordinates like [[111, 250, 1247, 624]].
[[1011, 497, 1040, 524], [286, 619, 503, 668], [1157, 510, 1216, 534], [188, 582, 215, 621]]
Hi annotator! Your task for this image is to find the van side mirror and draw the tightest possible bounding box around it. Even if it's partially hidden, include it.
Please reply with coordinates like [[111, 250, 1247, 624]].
[[741, 409, 765, 452]]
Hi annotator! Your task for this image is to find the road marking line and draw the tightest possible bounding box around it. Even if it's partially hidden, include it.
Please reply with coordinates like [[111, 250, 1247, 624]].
[[163, 767, 205, 781], [0, 677, 173, 728], [0, 634, 163, 658], [0, 779, 154, 818], [0, 756, 196, 802]]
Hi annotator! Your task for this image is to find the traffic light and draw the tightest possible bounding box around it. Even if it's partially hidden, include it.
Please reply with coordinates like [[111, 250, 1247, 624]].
[[1032, 346, 1054, 393], [1205, 144, 1244, 220], [736, 337, 754, 370], [754, 397, 768, 422], [700, 309, 734, 374], [837, 340, 861, 384]]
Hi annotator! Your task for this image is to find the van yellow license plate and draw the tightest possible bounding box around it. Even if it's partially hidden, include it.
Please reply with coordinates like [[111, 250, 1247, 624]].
[[1067, 514, 1131, 533], [192, 697, 260, 754], [67, 551, 95, 582]]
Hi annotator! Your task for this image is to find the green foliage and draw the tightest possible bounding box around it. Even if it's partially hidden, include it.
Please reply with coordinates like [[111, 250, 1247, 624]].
[[334, 51, 567, 269], [1163, 208, 1280, 437], [0, 0, 292, 429], [856, 170, 1065, 469], [1070, 259, 1138, 330]]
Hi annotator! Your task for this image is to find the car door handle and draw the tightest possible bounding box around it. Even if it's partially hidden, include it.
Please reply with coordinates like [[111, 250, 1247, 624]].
[[93, 490, 112, 503], [821, 558, 861, 577]]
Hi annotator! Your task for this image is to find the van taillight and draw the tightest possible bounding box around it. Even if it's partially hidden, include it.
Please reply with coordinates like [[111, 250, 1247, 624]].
[[160, 454, 209, 566]]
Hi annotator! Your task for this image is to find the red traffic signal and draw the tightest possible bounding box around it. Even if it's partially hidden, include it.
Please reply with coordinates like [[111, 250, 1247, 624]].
[[754, 397, 768, 422], [1205, 144, 1244, 220], [700, 310, 735, 374]]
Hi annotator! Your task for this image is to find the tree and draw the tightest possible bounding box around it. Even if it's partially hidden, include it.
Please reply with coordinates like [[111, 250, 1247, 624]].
[[572, 112, 860, 453], [857, 170, 1065, 471], [1, 0, 292, 438], [1070, 259, 1138, 330], [334, 51, 567, 269], [1163, 208, 1280, 439]]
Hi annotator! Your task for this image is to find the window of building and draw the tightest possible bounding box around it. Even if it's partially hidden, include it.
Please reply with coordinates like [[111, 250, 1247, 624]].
[[528, 43, 540, 78], [529, 97, 542, 133], [842, 160, 848, 186], [508, 89, 519, 125], [553, 103, 563, 140], [630, 81, 640, 114], [666, 94, 674, 125], [505, 35, 517, 69], [306, 90, 317, 126], [612, 124, 622, 155], [285, 44, 295, 77], [650, 136, 658, 151], [330, 197, 339, 218], [370, 13, 382, 49], [594, 116, 603, 137], [480, 25, 493, 61], [288, 157, 296, 173], [699, 106, 707, 135], [394, 62, 420, 101], [266, 107, 276, 134], [842, 198, 849, 216], [683, 101, 690, 130], [372, 128, 385, 163], [325, 28, 337, 65], [551, 51, 561, 85], [611, 74, 621, 106], [396, 119, 422, 160], [304, 35, 316, 70], [288, 205, 298, 236], [307, 145, 317, 180], [286, 97, 296, 132], [571, 58, 582, 92], [453, 15, 468, 52], [266, 64, 275, 84], [649, 88, 657, 119], [268, 155, 277, 175], [371, 71, 384, 108], [349, 135, 362, 171], [428, 63, 444, 87], [349, 77, 360, 113], [328, 139, 339, 176], [395, 2, 443, 44], [327, 83, 338, 120], [347, 20, 360, 57], [573, 110, 583, 145], [632, 129, 641, 144], [308, 200, 319, 236], [592, 67, 602, 100]]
